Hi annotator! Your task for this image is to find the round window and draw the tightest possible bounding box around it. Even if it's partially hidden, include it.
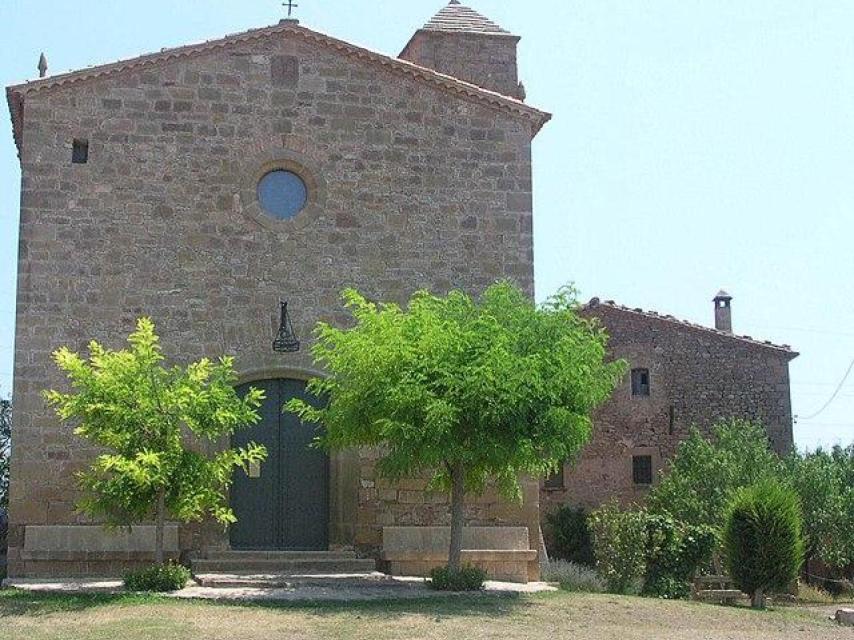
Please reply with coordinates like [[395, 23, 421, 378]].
[[257, 170, 308, 220]]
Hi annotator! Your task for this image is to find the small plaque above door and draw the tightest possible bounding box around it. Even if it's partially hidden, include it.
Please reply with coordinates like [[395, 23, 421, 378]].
[[248, 461, 261, 479]]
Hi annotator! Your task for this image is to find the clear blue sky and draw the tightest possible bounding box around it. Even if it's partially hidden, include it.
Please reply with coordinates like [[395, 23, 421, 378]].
[[1, 1, 853, 450]]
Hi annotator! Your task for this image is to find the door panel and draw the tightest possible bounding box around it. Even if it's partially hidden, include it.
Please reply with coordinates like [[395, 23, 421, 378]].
[[229, 378, 329, 551], [280, 379, 329, 550]]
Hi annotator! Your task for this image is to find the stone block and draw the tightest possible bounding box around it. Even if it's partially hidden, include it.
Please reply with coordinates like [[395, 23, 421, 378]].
[[24, 525, 180, 554]]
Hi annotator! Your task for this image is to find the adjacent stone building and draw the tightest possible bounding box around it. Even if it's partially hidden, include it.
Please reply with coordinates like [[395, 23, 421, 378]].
[[541, 292, 798, 511], [5, 3, 548, 579]]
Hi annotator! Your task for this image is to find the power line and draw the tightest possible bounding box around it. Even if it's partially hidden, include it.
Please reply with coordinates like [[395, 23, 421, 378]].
[[796, 358, 854, 422]]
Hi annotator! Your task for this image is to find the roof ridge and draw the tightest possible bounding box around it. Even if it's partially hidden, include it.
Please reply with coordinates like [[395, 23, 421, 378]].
[[584, 297, 797, 356], [6, 20, 550, 155]]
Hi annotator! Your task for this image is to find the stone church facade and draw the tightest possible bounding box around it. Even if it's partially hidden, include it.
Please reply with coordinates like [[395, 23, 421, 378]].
[[541, 292, 798, 512], [6, 3, 548, 578]]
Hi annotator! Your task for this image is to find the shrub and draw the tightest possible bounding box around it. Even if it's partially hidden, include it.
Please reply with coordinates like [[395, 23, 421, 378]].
[[589, 501, 647, 594], [647, 421, 782, 532], [542, 560, 605, 592], [0, 507, 7, 552], [545, 506, 595, 567], [428, 564, 486, 591], [795, 580, 836, 604], [123, 562, 191, 592], [785, 445, 854, 572], [723, 479, 804, 608], [642, 515, 717, 599]]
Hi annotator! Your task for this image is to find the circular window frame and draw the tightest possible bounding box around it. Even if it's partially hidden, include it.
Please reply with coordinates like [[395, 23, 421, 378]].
[[239, 150, 326, 232]]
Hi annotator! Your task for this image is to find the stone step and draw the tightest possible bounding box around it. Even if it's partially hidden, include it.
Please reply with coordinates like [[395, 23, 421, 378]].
[[193, 571, 392, 589], [191, 557, 377, 575], [204, 550, 359, 561]]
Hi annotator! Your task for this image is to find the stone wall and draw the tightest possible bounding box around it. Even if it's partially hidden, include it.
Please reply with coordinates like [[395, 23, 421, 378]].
[[400, 31, 523, 99], [8, 29, 536, 576], [541, 302, 796, 513]]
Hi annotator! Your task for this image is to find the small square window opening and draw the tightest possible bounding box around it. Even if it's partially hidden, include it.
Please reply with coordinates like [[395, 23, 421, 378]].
[[633, 455, 653, 485], [72, 139, 89, 164], [631, 368, 650, 396]]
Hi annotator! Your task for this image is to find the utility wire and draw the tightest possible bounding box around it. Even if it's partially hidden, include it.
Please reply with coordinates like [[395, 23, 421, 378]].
[[796, 358, 854, 422]]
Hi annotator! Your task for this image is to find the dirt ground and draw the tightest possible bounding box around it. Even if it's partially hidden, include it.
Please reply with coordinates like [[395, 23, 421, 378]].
[[0, 588, 851, 640]]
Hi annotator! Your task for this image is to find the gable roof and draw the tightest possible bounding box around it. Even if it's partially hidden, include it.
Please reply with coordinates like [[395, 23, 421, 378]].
[[583, 297, 798, 358], [422, 1, 513, 36], [6, 19, 550, 155]]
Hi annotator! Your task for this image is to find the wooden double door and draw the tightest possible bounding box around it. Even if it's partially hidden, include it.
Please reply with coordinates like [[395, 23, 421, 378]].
[[229, 378, 329, 551]]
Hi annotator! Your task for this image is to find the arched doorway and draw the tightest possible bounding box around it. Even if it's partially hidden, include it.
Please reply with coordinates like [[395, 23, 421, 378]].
[[229, 378, 329, 551]]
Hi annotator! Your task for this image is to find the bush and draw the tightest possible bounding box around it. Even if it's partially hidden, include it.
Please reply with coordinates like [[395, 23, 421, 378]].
[[428, 565, 486, 591], [647, 421, 781, 532], [642, 515, 717, 599], [0, 507, 7, 552], [542, 560, 605, 592], [589, 501, 647, 594], [545, 506, 595, 567], [723, 479, 804, 608], [123, 562, 191, 592]]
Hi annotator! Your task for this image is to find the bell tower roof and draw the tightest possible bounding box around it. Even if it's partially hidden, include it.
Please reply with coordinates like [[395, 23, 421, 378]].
[[422, 1, 512, 36]]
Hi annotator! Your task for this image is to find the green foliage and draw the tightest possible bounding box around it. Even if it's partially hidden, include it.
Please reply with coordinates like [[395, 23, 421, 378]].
[[589, 500, 647, 594], [288, 282, 625, 501], [785, 445, 854, 571], [123, 562, 191, 592], [542, 560, 605, 592], [44, 318, 267, 554], [429, 564, 487, 591], [641, 514, 717, 599], [0, 398, 9, 511], [287, 282, 625, 567], [545, 506, 594, 567], [723, 478, 804, 606], [647, 420, 782, 531]]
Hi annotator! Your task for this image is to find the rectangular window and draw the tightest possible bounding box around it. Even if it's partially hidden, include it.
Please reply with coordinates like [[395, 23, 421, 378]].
[[631, 368, 650, 396], [633, 455, 653, 485], [543, 465, 565, 489], [72, 139, 89, 164]]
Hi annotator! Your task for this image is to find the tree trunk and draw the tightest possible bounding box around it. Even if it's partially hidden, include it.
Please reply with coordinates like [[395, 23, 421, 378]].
[[448, 462, 465, 570], [751, 588, 765, 609], [155, 488, 165, 566]]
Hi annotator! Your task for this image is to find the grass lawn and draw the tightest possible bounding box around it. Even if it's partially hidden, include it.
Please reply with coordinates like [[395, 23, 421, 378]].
[[0, 588, 849, 640]]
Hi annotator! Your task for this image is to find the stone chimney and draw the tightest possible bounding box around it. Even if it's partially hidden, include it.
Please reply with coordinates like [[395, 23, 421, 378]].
[[399, 1, 524, 100], [713, 290, 733, 333]]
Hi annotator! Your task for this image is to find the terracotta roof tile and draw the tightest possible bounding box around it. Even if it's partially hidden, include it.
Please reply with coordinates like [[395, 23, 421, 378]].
[[423, 1, 512, 36], [583, 297, 798, 357]]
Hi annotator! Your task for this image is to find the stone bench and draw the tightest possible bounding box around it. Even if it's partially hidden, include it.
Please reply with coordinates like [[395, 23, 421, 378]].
[[381, 526, 537, 583], [14, 525, 180, 577]]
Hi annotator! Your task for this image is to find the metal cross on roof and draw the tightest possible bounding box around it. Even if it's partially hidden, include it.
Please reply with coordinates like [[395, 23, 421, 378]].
[[283, 0, 299, 18]]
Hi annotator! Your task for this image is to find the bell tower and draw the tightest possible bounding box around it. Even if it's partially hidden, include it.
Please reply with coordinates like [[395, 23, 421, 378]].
[[399, 1, 524, 100]]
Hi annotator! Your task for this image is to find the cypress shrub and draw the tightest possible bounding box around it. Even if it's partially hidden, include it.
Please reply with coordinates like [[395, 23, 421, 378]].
[[723, 479, 804, 608]]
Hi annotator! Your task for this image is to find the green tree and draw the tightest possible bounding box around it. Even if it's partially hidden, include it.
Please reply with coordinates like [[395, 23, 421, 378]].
[[723, 478, 804, 608], [45, 318, 267, 565], [287, 282, 626, 569], [647, 420, 782, 531], [786, 445, 854, 571], [0, 397, 10, 510]]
